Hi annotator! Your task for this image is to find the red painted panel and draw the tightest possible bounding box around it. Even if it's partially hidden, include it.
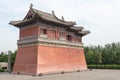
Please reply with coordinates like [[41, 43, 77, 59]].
[[20, 26, 38, 38]]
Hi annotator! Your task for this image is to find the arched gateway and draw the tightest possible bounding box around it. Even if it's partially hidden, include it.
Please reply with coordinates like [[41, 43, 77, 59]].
[[9, 5, 90, 75]]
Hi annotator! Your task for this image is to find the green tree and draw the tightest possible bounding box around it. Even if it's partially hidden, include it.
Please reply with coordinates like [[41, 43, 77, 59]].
[[0, 52, 8, 62], [85, 42, 120, 65], [85, 50, 94, 64]]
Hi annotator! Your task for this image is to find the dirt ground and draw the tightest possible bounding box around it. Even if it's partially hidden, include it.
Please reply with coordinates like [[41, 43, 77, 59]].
[[0, 69, 120, 80]]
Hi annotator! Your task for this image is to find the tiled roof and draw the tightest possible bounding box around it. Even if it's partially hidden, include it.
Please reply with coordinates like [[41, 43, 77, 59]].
[[79, 30, 90, 36], [70, 26, 84, 31], [9, 7, 76, 27], [32, 8, 76, 26]]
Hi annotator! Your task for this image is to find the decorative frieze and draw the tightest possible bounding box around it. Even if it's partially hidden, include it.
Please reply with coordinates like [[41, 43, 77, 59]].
[[18, 36, 83, 48]]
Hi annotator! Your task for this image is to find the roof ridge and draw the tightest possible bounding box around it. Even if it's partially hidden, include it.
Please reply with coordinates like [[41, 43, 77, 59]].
[[32, 8, 76, 24]]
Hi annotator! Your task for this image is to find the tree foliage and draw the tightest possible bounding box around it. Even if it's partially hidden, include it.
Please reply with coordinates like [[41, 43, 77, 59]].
[[84, 42, 120, 65], [0, 52, 8, 62]]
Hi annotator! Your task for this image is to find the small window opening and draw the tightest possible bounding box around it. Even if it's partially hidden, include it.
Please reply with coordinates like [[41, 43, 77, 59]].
[[40, 28, 47, 34], [67, 35, 72, 41]]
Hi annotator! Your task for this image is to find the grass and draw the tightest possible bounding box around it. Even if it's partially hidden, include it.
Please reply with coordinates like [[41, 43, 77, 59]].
[[88, 64, 120, 69]]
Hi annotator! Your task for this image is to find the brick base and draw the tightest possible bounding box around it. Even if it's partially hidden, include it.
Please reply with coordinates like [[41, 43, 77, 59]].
[[13, 45, 87, 75]]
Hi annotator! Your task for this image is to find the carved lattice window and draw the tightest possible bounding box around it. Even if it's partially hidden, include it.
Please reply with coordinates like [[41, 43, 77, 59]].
[[59, 32, 65, 40]]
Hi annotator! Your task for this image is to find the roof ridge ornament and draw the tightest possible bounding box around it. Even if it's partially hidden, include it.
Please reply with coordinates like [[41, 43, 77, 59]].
[[52, 11, 65, 22], [52, 11, 55, 17], [30, 3, 33, 9], [62, 16, 65, 21]]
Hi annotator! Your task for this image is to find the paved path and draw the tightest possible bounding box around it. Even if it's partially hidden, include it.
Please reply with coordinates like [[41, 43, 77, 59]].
[[0, 69, 120, 80]]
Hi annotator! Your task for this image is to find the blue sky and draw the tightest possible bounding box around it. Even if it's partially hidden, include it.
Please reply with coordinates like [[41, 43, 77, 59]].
[[0, 0, 120, 52]]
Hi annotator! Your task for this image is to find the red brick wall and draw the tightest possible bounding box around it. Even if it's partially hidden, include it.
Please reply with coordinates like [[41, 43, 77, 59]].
[[13, 45, 87, 74], [20, 26, 38, 38], [13, 46, 38, 74], [37, 45, 87, 73]]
